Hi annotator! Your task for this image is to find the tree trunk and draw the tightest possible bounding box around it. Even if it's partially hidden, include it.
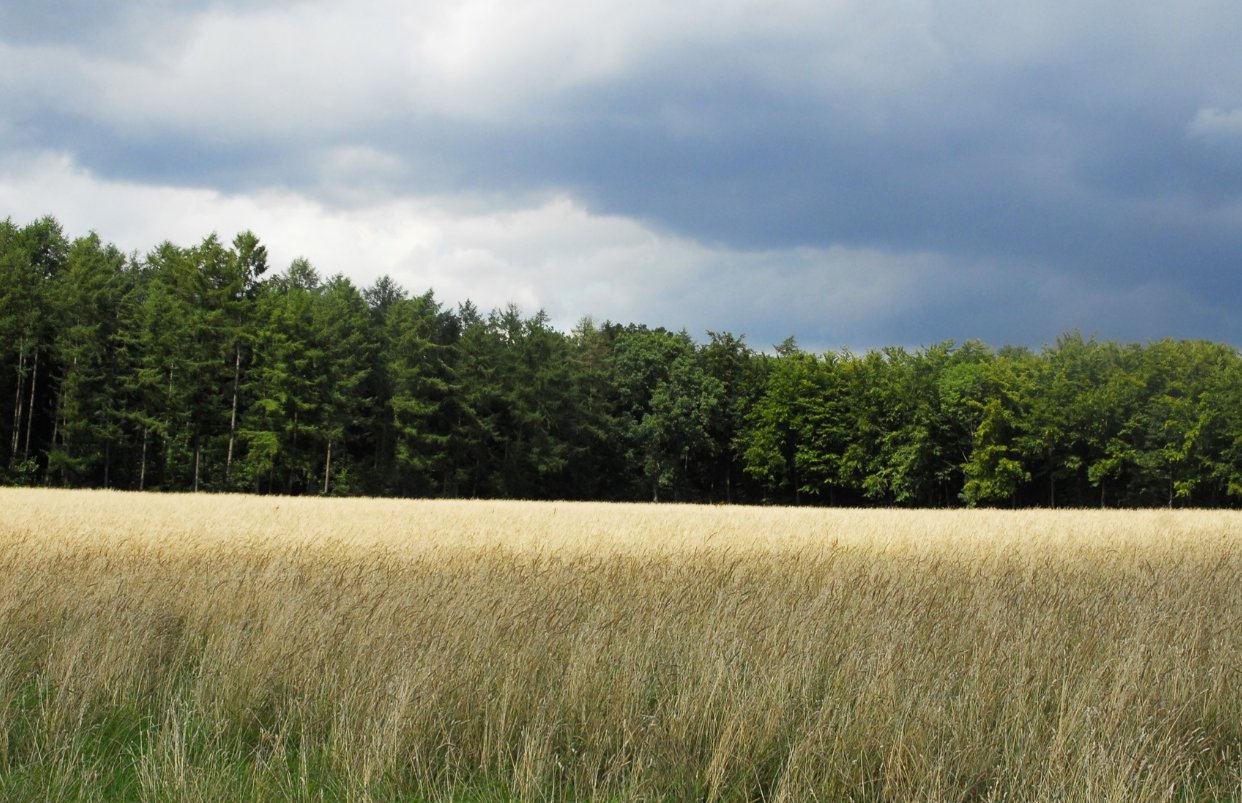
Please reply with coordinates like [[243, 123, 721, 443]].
[[22, 347, 38, 460], [225, 342, 241, 483], [47, 378, 63, 485], [139, 427, 148, 491], [10, 337, 25, 462], [163, 435, 171, 490], [163, 364, 174, 489], [193, 431, 201, 493], [323, 438, 332, 495], [289, 409, 298, 494]]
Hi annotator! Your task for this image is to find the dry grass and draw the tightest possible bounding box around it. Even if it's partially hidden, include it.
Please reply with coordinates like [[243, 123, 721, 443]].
[[1, 488, 1241, 801]]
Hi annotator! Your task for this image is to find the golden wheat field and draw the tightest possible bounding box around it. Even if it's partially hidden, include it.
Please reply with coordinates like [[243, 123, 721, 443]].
[[2, 488, 1241, 802]]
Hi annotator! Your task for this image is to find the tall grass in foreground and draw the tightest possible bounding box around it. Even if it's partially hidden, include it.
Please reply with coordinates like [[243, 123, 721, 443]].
[[1, 490, 1241, 801]]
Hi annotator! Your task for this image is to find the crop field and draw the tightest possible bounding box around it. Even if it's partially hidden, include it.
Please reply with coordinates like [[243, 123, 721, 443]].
[[1, 489, 1241, 801]]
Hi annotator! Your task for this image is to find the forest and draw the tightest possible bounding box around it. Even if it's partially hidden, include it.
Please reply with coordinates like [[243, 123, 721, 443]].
[[2, 214, 1240, 507]]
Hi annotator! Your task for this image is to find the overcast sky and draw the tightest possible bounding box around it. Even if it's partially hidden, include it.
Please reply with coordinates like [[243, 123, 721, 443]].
[[2, 0, 1240, 351]]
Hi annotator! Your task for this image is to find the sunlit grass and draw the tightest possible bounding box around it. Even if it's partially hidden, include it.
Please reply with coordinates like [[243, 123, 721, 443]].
[[2, 488, 1241, 801]]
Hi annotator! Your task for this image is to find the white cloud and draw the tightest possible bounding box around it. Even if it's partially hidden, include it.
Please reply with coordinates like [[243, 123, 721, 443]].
[[7, 148, 1212, 349], [4, 0, 1235, 163], [0, 150, 693, 324], [0, 149, 979, 345], [0, 0, 972, 138], [89, 4, 412, 141], [1187, 108, 1242, 141], [6, 0, 1242, 348], [8, 0, 1242, 142]]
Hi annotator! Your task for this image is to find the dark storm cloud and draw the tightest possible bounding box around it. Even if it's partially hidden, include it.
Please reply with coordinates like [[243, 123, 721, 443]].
[[2, 0, 1241, 347], [378, 68, 1242, 321]]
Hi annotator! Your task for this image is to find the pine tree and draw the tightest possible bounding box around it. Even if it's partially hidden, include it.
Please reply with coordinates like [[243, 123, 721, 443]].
[[46, 233, 134, 486]]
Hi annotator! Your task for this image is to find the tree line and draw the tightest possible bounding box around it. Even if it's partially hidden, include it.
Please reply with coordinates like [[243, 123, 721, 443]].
[[3, 215, 1240, 507]]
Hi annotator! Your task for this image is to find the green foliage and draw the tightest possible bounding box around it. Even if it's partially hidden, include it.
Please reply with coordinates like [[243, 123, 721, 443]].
[[386, 290, 455, 495], [611, 327, 724, 501], [45, 233, 135, 487], [2, 214, 1241, 507]]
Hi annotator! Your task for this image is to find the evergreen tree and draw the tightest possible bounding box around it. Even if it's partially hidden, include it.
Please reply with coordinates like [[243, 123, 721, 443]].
[[45, 233, 134, 487], [386, 291, 456, 496], [3, 214, 1241, 508], [0, 217, 67, 480], [565, 317, 628, 500], [314, 276, 374, 494], [701, 331, 762, 502]]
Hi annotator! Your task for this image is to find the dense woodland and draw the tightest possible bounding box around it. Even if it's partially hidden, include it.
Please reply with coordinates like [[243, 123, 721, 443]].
[[2, 215, 1241, 507]]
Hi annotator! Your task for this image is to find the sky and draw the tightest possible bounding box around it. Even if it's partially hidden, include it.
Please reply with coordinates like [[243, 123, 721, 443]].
[[1, 0, 1240, 352]]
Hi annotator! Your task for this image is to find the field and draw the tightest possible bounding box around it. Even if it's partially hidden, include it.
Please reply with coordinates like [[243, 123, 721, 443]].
[[1, 490, 1241, 801]]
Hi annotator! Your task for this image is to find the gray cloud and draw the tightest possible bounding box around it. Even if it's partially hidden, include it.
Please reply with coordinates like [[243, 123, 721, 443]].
[[1189, 108, 1242, 141], [2, 0, 1241, 347]]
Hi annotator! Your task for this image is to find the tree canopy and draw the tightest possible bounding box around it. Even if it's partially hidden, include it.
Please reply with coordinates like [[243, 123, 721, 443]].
[[2, 216, 1240, 507]]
